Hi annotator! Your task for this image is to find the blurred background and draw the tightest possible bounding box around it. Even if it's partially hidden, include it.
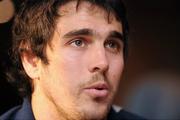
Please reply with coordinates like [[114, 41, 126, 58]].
[[0, 0, 179, 119]]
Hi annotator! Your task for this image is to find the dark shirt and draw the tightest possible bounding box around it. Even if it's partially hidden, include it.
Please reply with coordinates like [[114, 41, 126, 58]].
[[0, 98, 145, 120]]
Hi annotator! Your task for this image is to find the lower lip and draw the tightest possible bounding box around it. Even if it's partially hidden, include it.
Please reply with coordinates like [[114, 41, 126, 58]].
[[84, 88, 109, 98]]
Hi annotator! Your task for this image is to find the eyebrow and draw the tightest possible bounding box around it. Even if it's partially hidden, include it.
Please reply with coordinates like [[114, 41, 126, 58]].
[[63, 28, 124, 42], [107, 31, 124, 43], [63, 28, 93, 38]]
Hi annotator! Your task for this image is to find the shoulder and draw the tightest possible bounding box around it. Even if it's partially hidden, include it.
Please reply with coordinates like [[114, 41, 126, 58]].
[[0, 98, 35, 120], [0, 105, 21, 120], [108, 107, 146, 120], [118, 109, 146, 120]]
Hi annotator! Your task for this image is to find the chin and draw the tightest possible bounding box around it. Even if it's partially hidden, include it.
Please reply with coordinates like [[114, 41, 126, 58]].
[[79, 103, 111, 120], [83, 110, 108, 120]]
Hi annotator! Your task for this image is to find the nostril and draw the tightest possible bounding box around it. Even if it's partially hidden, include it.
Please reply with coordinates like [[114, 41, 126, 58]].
[[90, 62, 109, 73], [93, 67, 100, 72]]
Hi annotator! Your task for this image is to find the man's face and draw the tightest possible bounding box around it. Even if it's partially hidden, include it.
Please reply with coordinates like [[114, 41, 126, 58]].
[[36, 2, 124, 120]]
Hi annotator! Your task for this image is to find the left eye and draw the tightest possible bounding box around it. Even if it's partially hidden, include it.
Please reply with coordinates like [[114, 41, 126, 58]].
[[107, 41, 118, 48], [70, 39, 85, 47], [105, 40, 122, 53]]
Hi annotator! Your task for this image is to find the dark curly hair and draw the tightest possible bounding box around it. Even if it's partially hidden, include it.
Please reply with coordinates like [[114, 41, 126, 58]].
[[7, 0, 129, 97]]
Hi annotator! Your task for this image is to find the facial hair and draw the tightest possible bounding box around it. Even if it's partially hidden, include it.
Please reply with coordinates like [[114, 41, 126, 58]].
[[54, 73, 115, 120]]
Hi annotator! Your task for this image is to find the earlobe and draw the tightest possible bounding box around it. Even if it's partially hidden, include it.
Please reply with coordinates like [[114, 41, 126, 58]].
[[21, 50, 40, 80]]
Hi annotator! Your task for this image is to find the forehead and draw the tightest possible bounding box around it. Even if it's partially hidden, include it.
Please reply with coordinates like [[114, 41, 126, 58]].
[[57, 1, 122, 33], [59, 1, 108, 18]]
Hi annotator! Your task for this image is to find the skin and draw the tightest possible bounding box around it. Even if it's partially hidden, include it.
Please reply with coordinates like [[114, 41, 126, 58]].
[[22, 1, 124, 120]]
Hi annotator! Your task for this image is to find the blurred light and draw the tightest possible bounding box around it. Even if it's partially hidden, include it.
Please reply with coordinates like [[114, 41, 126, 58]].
[[0, 0, 14, 23]]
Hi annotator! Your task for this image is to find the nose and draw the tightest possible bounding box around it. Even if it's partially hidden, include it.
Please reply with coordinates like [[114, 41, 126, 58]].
[[88, 47, 109, 73]]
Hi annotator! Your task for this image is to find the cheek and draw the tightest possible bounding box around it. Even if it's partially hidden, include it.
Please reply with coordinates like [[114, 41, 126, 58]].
[[41, 55, 81, 101], [60, 50, 84, 75], [53, 51, 85, 89], [109, 58, 124, 87]]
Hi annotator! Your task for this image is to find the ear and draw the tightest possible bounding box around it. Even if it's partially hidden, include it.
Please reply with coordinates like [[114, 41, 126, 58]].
[[21, 50, 40, 80]]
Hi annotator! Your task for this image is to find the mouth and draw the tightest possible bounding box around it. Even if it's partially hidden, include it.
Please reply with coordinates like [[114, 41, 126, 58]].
[[84, 82, 109, 98]]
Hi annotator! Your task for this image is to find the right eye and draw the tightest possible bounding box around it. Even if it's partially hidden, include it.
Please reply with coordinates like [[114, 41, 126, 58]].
[[70, 38, 86, 48]]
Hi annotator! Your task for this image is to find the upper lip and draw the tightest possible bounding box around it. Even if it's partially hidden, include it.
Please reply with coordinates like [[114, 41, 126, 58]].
[[84, 81, 109, 90]]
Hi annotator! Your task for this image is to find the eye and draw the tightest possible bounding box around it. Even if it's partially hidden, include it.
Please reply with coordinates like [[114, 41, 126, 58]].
[[70, 38, 85, 47], [105, 40, 122, 53]]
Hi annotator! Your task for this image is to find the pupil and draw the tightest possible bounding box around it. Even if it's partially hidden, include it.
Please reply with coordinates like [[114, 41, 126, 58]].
[[76, 40, 82, 46], [110, 43, 115, 47]]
